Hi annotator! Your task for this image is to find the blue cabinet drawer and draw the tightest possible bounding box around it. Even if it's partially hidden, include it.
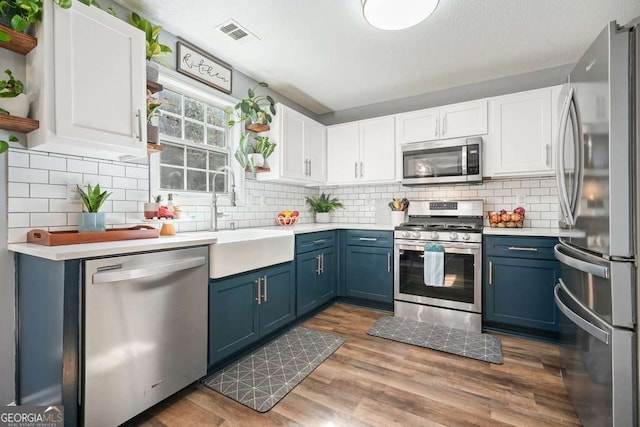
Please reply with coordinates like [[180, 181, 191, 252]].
[[296, 231, 335, 253], [484, 236, 558, 260], [344, 230, 393, 248]]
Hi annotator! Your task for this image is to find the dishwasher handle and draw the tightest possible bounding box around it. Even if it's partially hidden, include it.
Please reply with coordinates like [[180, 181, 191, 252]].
[[92, 256, 206, 284]]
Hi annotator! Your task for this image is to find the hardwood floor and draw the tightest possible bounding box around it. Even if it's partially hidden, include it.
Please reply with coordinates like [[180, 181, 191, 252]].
[[127, 304, 580, 426]]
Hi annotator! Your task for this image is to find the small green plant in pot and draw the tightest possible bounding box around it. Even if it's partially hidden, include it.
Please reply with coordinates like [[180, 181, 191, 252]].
[[77, 184, 112, 232], [0, 69, 28, 117], [305, 193, 344, 223], [225, 82, 276, 132], [146, 89, 166, 143], [129, 12, 172, 81], [0, 0, 71, 42]]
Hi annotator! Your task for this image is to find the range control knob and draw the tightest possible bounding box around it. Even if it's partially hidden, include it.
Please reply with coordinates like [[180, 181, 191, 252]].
[[412, 231, 421, 239], [430, 232, 439, 240], [462, 233, 471, 241], [402, 231, 411, 238], [449, 232, 458, 240]]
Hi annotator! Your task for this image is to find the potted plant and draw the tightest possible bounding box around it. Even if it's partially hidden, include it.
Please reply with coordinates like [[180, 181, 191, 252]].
[[0, 0, 71, 42], [144, 194, 162, 219], [254, 135, 276, 167], [77, 184, 112, 232], [225, 82, 276, 132], [0, 69, 28, 117], [146, 89, 165, 144], [305, 193, 344, 223], [129, 12, 172, 82], [234, 133, 257, 175]]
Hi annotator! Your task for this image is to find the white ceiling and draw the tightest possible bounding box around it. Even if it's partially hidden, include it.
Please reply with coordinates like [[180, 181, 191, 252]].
[[115, 0, 640, 115]]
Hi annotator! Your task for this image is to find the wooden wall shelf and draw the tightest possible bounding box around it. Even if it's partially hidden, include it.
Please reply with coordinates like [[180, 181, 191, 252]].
[[146, 80, 163, 94], [0, 24, 37, 55], [147, 143, 163, 154], [0, 115, 39, 133]]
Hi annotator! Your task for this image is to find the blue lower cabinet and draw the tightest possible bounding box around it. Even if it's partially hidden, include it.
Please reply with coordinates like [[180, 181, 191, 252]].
[[295, 248, 336, 317], [344, 245, 393, 303], [209, 262, 294, 366], [484, 255, 561, 334]]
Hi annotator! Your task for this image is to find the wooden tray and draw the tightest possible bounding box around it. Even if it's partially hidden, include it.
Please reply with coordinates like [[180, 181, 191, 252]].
[[27, 226, 160, 246]]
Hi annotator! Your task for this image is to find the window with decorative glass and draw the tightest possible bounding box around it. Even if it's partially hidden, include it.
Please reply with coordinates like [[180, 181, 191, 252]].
[[157, 88, 230, 193]]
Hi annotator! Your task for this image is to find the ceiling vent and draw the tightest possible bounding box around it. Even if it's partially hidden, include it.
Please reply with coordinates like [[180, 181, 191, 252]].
[[216, 19, 259, 44]]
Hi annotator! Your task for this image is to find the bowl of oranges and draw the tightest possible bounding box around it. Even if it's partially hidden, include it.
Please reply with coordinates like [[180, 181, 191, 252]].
[[276, 210, 299, 226]]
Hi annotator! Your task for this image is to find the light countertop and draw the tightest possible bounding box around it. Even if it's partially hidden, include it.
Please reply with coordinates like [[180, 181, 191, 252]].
[[482, 226, 581, 238], [8, 232, 219, 261], [262, 222, 396, 234]]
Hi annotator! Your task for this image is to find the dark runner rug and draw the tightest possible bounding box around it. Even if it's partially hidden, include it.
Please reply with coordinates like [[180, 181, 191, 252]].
[[202, 326, 345, 412], [367, 316, 503, 364]]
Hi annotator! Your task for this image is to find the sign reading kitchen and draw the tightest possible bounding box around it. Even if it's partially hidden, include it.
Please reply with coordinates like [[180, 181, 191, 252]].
[[176, 39, 233, 94]]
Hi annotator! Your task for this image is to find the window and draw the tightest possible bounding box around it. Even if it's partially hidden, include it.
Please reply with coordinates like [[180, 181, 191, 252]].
[[157, 88, 230, 193]]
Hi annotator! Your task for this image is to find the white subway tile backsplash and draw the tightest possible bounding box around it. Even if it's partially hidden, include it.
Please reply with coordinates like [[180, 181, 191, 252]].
[[49, 171, 83, 185], [99, 163, 126, 177], [8, 213, 30, 228], [9, 167, 49, 184], [112, 177, 138, 189], [83, 174, 112, 187], [8, 182, 29, 197], [125, 189, 148, 201], [31, 154, 66, 171], [8, 151, 29, 168], [8, 198, 49, 213], [112, 201, 138, 212], [8, 228, 31, 243], [30, 213, 68, 227], [67, 159, 98, 174], [530, 187, 550, 196], [30, 184, 67, 199], [49, 200, 82, 213]]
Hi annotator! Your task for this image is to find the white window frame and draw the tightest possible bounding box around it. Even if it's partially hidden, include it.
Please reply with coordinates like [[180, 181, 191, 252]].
[[149, 68, 244, 206]]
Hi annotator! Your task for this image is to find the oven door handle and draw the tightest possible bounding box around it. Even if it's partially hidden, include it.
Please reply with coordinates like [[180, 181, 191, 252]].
[[395, 242, 481, 253]]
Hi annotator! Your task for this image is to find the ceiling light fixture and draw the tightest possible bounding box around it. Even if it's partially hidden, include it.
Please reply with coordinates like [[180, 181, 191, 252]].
[[362, 0, 439, 31]]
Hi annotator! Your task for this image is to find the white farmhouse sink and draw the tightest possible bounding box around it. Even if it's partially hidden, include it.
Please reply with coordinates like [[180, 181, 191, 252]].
[[208, 228, 295, 279]]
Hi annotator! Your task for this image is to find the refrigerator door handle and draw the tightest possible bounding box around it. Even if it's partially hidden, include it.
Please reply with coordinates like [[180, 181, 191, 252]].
[[555, 87, 575, 225], [554, 280, 610, 344], [554, 244, 610, 278], [568, 97, 585, 222]]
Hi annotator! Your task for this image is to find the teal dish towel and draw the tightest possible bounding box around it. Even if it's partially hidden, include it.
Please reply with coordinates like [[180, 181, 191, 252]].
[[424, 243, 444, 287]]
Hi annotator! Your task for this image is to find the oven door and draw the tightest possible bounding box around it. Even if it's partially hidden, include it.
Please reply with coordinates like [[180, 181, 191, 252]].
[[394, 240, 482, 313]]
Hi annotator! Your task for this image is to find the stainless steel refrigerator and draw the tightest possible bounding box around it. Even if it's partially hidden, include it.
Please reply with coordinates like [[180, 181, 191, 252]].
[[554, 19, 638, 426]]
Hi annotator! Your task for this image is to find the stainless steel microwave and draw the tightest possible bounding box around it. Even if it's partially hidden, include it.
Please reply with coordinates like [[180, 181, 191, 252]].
[[401, 137, 482, 185]]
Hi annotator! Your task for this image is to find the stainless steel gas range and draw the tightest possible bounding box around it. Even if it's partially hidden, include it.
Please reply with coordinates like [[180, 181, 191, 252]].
[[393, 200, 484, 332]]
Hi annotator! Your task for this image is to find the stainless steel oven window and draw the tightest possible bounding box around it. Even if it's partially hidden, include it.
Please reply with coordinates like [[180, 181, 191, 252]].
[[403, 146, 463, 179]]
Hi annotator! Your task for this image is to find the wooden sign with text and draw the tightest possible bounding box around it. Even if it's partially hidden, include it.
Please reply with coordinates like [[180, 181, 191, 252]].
[[176, 39, 232, 94]]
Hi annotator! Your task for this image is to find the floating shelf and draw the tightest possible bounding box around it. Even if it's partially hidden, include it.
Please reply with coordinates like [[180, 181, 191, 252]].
[[147, 143, 163, 154], [146, 80, 163, 94], [0, 24, 37, 55], [0, 114, 39, 133], [245, 123, 270, 133]]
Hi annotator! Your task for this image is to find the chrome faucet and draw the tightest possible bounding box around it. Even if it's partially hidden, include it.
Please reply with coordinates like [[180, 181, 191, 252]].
[[210, 166, 237, 231]]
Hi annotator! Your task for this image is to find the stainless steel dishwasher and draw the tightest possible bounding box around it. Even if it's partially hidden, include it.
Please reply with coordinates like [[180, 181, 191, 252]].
[[83, 246, 208, 427]]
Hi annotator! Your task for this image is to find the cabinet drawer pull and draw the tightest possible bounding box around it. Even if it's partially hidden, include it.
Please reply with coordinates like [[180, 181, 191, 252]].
[[316, 255, 321, 275], [545, 144, 551, 166], [508, 246, 539, 252], [489, 261, 493, 285], [312, 239, 326, 244], [136, 109, 143, 142], [320, 253, 324, 274], [354, 162, 358, 179], [255, 278, 261, 305], [263, 275, 268, 302], [358, 237, 378, 242], [387, 252, 391, 272]]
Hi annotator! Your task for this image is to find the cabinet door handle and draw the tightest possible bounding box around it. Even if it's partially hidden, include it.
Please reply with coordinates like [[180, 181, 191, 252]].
[[320, 253, 324, 274], [359, 237, 378, 241], [136, 109, 143, 141], [313, 239, 326, 244], [443, 116, 447, 135], [545, 144, 551, 166], [255, 278, 261, 305], [316, 255, 321, 275], [263, 275, 268, 302], [387, 252, 391, 272], [309, 159, 312, 177], [360, 161, 364, 178], [354, 162, 358, 179], [435, 118, 438, 137], [488, 261, 493, 285], [508, 246, 539, 252]]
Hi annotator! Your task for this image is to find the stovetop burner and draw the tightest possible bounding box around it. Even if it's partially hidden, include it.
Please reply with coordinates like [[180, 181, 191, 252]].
[[396, 221, 483, 232]]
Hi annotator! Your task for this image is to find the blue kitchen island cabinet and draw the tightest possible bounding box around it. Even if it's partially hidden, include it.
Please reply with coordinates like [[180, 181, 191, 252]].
[[483, 235, 561, 340], [208, 262, 295, 367], [295, 231, 337, 316], [340, 230, 394, 308]]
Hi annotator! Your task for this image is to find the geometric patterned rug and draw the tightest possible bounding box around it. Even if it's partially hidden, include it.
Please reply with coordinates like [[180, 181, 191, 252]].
[[202, 327, 345, 412], [367, 316, 503, 364]]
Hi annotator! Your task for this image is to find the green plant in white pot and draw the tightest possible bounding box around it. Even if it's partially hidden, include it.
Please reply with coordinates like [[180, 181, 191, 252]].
[[77, 184, 112, 232], [129, 12, 172, 82], [254, 135, 276, 168], [0, 69, 28, 117], [305, 193, 343, 223]]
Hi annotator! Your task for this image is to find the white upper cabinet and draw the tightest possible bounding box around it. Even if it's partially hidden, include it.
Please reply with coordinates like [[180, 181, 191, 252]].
[[259, 103, 326, 184], [439, 100, 488, 139], [484, 87, 560, 177], [27, 0, 147, 160], [395, 100, 487, 145], [327, 116, 395, 184]]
